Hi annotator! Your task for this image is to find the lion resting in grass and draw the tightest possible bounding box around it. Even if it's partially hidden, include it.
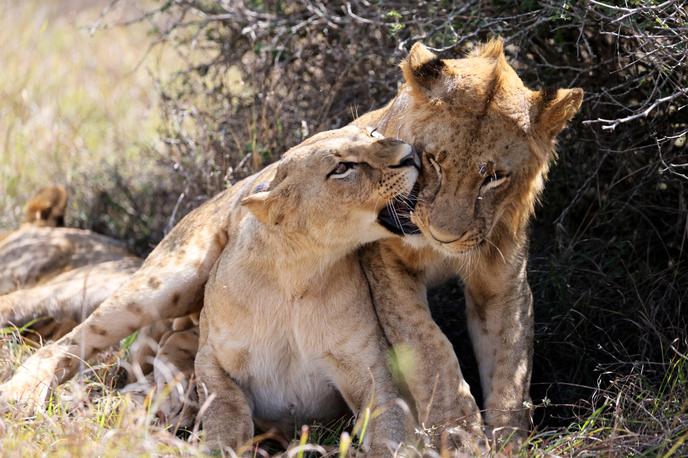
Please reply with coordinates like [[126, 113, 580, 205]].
[[0, 188, 198, 426], [0, 186, 141, 341]]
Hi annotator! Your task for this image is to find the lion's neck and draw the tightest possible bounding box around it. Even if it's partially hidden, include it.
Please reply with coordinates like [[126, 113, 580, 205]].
[[240, 218, 358, 294]]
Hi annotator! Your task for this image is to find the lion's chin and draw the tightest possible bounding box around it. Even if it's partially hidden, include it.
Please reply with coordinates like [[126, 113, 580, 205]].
[[411, 216, 485, 257], [438, 241, 483, 256]]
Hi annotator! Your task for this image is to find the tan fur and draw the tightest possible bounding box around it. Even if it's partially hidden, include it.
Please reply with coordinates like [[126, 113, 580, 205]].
[[1, 186, 130, 295], [354, 39, 583, 443], [22, 186, 68, 228], [127, 313, 200, 380], [0, 175, 239, 407], [0, 226, 134, 296], [0, 259, 142, 332], [0, 126, 418, 455], [197, 126, 418, 454], [123, 313, 200, 429], [2, 190, 197, 423], [154, 317, 199, 428]]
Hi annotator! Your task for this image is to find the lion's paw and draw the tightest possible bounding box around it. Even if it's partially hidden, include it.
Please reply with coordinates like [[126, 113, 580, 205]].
[[0, 376, 50, 414]]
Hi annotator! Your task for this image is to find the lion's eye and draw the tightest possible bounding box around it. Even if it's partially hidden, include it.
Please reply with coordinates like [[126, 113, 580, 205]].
[[328, 162, 356, 179], [481, 172, 510, 191]]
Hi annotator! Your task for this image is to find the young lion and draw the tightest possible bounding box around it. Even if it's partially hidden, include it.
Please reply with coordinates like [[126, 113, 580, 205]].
[[0, 126, 417, 454], [353, 39, 583, 443], [0, 39, 582, 449], [197, 125, 419, 454]]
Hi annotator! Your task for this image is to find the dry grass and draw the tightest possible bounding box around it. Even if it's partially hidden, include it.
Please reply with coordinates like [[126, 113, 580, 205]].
[[3, 331, 685, 456], [0, 334, 207, 456], [0, 1, 202, 454]]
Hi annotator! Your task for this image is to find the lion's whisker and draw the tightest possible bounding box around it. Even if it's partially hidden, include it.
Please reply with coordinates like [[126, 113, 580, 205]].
[[483, 237, 506, 264], [387, 201, 407, 236]]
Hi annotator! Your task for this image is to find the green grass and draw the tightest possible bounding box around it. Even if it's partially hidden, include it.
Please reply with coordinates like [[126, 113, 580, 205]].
[[521, 354, 688, 457]]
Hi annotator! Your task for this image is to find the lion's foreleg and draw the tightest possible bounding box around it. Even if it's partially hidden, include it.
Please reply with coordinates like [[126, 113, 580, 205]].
[[463, 255, 534, 442], [195, 343, 254, 452], [322, 339, 413, 457], [360, 244, 483, 447]]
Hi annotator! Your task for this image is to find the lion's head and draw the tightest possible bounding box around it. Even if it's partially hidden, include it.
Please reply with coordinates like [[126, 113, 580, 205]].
[[241, 125, 419, 248], [374, 40, 583, 256], [23, 186, 68, 228]]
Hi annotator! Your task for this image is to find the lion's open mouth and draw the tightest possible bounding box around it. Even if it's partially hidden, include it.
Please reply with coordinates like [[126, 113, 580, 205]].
[[377, 181, 421, 236]]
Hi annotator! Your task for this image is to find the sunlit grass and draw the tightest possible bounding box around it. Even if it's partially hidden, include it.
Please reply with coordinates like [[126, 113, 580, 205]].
[[0, 330, 205, 456], [4, 327, 685, 457]]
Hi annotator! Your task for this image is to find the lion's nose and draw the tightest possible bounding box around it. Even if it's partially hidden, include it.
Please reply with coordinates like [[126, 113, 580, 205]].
[[391, 145, 421, 170]]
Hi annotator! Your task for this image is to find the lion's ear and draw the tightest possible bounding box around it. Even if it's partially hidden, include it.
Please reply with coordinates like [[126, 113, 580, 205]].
[[534, 88, 584, 138], [241, 190, 287, 226], [24, 186, 68, 227], [401, 42, 446, 98], [241, 191, 273, 225], [469, 38, 506, 60]]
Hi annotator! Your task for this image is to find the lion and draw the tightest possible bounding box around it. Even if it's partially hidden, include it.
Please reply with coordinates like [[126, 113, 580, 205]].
[[0, 39, 582, 450], [351, 39, 583, 443], [0, 186, 142, 341], [1, 188, 205, 428], [1, 189, 198, 423], [197, 125, 418, 454], [0, 187, 136, 297], [1, 259, 142, 341], [1, 188, 204, 431], [0, 126, 418, 455]]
